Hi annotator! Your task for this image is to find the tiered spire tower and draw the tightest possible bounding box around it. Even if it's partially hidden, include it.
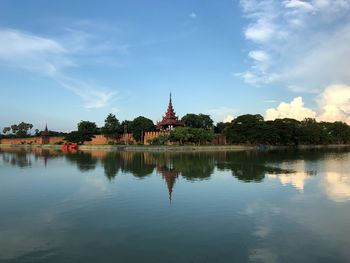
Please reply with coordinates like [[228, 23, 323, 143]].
[[156, 93, 184, 130]]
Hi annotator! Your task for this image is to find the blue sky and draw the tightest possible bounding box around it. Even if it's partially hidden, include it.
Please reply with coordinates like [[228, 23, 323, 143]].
[[1, 0, 350, 131]]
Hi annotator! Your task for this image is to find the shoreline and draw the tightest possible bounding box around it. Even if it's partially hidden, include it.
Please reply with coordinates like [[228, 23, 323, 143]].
[[1, 144, 350, 152]]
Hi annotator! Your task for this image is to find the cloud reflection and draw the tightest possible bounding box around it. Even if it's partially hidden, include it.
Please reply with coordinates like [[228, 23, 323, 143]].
[[324, 172, 350, 202]]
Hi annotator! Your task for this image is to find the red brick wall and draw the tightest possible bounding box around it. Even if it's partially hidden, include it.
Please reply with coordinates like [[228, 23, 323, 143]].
[[144, 131, 170, 145], [0, 136, 66, 145]]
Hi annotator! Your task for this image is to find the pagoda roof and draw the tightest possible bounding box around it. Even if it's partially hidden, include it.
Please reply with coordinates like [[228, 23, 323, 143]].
[[157, 93, 184, 129]]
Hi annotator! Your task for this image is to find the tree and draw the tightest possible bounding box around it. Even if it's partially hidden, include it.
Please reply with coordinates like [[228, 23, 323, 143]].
[[169, 127, 193, 144], [2, 127, 11, 134], [214, 122, 230, 134], [169, 127, 214, 145], [129, 116, 155, 143], [7, 122, 33, 137], [65, 120, 97, 144], [64, 131, 94, 144], [224, 114, 265, 144], [78, 121, 98, 134], [101, 113, 121, 138], [182, 114, 214, 129]]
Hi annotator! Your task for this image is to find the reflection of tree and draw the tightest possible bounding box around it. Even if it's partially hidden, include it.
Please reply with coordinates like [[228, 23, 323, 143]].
[[150, 152, 217, 202], [9, 150, 32, 168], [0, 147, 63, 168], [65, 152, 98, 172], [217, 151, 295, 182], [101, 152, 122, 180], [150, 152, 216, 181], [120, 153, 155, 178]]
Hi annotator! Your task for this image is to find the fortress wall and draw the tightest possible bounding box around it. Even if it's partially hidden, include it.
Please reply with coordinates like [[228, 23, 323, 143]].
[[116, 133, 136, 145], [1, 137, 42, 145], [0, 136, 66, 145], [144, 131, 170, 145], [1, 133, 226, 145], [83, 133, 136, 145], [84, 135, 109, 145]]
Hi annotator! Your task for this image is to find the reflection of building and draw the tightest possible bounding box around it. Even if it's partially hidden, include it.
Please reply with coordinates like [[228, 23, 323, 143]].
[[156, 93, 184, 131], [156, 164, 179, 203]]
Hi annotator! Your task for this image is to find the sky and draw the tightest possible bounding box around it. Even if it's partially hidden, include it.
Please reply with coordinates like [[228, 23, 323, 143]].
[[1, 0, 350, 131]]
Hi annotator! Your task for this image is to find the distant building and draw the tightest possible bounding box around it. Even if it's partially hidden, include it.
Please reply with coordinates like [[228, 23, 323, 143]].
[[156, 93, 184, 130], [42, 124, 49, 144]]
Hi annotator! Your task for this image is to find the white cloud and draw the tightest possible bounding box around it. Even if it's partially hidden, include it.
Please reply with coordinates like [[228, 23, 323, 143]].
[[248, 50, 269, 62], [284, 0, 315, 12], [265, 84, 350, 124], [317, 84, 350, 124], [0, 29, 72, 76], [265, 96, 316, 121], [224, 115, 234, 123], [239, 0, 350, 91], [245, 19, 275, 43], [57, 76, 116, 109], [207, 107, 236, 123], [0, 28, 118, 109]]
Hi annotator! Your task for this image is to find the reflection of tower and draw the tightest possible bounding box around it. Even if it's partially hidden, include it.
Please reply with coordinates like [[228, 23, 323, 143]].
[[157, 164, 179, 203], [41, 124, 49, 144], [42, 149, 49, 167]]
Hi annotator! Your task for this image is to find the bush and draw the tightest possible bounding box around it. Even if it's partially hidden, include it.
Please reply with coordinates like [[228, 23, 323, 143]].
[[149, 135, 170, 145]]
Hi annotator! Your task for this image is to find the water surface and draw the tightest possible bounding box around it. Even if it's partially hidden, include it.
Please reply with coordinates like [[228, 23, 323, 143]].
[[1, 147, 350, 263]]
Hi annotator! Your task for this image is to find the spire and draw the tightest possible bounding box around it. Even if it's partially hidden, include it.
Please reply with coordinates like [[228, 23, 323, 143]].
[[42, 124, 49, 136], [156, 93, 184, 130], [42, 124, 50, 144]]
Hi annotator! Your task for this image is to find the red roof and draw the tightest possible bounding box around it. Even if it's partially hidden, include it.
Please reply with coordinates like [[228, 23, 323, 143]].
[[156, 94, 184, 130]]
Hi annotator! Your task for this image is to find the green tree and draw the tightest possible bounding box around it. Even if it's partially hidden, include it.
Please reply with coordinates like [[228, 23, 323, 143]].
[[129, 116, 155, 143], [297, 118, 326, 145], [169, 127, 214, 145], [64, 131, 94, 144], [224, 114, 265, 144], [182, 114, 214, 129], [214, 122, 230, 134], [102, 113, 121, 138], [2, 127, 11, 134], [169, 127, 193, 144], [65, 120, 97, 144], [78, 121, 98, 134], [8, 122, 33, 137]]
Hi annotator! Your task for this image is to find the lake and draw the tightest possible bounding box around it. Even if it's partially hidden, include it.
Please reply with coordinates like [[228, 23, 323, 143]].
[[1, 147, 350, 263]]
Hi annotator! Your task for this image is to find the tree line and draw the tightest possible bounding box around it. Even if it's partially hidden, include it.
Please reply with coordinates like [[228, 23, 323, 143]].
[[64, 113, 215, 144], [220, 114, 350, 145], [2, 113, 350, 145]]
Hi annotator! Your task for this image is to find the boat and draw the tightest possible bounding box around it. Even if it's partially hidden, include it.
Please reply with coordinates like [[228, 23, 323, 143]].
[[61, 143, 78, 152]]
